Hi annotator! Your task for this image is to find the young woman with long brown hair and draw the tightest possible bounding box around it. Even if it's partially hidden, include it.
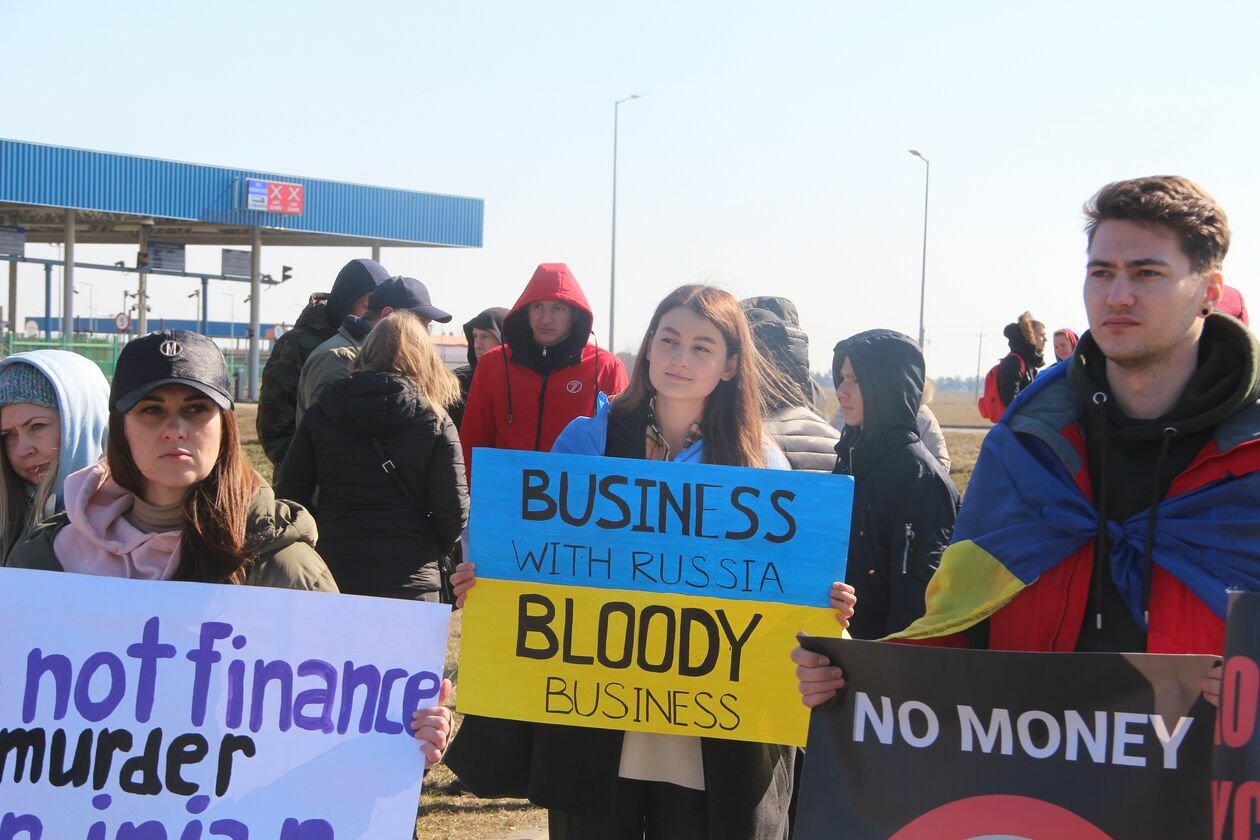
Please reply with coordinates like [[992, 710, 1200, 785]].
[[276, 310, 469, 601], [446, 285, 856, 838], [5, 329, 453, 764]]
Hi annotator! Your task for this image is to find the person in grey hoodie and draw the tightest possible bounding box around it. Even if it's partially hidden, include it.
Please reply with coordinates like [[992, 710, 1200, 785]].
[[0, 350, 109, 559], [744, 305, 840, 472]]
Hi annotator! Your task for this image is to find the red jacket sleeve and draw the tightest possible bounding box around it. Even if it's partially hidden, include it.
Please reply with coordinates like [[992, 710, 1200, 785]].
[[599, 353, 629, 397], [460, 352, 500, 483]]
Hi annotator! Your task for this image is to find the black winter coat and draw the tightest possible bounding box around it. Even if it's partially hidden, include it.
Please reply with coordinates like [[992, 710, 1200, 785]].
[[832, 330, 960, 639], [275, 371, 469, 598], [997, 324, 1044, 408]]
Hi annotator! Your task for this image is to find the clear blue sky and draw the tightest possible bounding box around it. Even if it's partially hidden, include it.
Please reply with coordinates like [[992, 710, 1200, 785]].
[[5, 0, 1259, 378]]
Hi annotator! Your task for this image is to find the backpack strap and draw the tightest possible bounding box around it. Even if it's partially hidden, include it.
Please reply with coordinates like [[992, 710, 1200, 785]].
[[369, 437, 425, 513], [369, 436, 457, 603]]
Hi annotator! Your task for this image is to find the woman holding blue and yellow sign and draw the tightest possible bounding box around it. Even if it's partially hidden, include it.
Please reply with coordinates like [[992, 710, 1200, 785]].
[[446, 285, 856, 839]]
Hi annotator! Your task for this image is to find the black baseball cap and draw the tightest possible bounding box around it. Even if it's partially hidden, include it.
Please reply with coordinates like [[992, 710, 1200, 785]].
[[368, 276, 452, 323], [111, 330, 233, 412]]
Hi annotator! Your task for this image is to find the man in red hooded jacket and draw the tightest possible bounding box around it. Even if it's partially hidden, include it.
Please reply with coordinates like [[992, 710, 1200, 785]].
[[460, 263, 627, 479]]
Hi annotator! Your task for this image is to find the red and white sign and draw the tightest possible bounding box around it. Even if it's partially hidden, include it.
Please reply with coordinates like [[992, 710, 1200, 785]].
[[113, 312, 131, 333], [267, 181, 304, 215]]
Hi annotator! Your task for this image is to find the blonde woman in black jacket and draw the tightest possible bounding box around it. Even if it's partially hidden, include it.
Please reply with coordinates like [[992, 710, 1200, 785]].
[[277, 311, 469, 600]]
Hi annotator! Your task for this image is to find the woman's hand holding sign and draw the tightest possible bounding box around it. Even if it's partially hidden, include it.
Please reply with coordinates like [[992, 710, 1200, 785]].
[[792, 644, 847, 709], [411, 678, 455, 766], [830, 581, 856, 627], [792, 581, 856, 709], [452, 562, 477, 609]]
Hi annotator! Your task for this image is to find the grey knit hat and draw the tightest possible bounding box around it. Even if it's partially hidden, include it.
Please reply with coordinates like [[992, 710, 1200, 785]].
[[0, 362, 57, 410]]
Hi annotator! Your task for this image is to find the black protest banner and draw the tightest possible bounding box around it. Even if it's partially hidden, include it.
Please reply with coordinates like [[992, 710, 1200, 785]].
[[1213, 592, 1260, 839], [795, 637, 1216, 839]]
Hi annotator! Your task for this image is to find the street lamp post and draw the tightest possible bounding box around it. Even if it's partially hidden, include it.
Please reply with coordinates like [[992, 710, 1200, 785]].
[[609, 93, 642, 353], [73, 282, 94, 333], [909, 149, 930, 350]]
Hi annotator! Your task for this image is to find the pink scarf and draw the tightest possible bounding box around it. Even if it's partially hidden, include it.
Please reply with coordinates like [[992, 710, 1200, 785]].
[[54, 462, 181, 580]]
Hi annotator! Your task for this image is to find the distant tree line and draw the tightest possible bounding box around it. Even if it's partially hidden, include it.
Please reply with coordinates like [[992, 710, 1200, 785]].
[[810, 370, 979, 394]]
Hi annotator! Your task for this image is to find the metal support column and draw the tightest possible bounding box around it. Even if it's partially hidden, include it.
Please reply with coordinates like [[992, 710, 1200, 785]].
[[200, 277, 209, 334], [43, 265, 52, 339], [7, 261, 16, 335], [371, 244, 381, 263], [137, 226, 149, 335], [62, 209, 76, 340], [248, 229, 262, 400]]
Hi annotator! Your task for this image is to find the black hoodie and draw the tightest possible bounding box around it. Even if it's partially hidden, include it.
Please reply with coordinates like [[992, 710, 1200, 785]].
[[832, 330, 961, 639], [997, 322, 1045, 408], [1068, 313, 1260, 652], [451, 307, 508, 430]]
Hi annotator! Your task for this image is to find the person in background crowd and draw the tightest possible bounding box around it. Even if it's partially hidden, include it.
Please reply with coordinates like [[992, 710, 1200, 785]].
[[916, 379, 951, 472], [832, 379, 951, 472], [277, 312, 468, 602], [1220, 284, 1250, 325], [0, 350, 109, 560], [797, 175, 1258, 711], [744, 304, 840, 472], [2, 329, 453, 764], [833, 329, 960, 639], [447, 284, 856, 839], [1053, 327, 1079, 362], [450, 306, 508, 430], [297, 273, 451, 422], [996, 311, 1046, 409], [742, 295, 832, 415], [258, 258, 388, 472], [459, 263, 628, 480]]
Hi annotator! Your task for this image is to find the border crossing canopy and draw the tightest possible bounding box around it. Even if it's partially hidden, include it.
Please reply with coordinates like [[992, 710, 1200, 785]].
[[0, 138, 485, 398]]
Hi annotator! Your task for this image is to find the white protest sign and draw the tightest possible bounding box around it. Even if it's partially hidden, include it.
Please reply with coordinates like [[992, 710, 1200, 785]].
[[0, 567, 450, 838]]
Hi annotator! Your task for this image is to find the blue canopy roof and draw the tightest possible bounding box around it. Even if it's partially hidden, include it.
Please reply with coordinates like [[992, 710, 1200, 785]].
[[0, 138, 483, 248]]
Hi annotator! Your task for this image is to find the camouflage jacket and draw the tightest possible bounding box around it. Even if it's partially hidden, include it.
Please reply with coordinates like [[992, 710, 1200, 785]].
[[257, 297, 335, 467]]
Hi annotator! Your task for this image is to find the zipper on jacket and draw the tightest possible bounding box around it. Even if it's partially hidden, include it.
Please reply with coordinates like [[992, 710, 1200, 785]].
[[901, 523, 915, 574], [534, 372, 551, 451]]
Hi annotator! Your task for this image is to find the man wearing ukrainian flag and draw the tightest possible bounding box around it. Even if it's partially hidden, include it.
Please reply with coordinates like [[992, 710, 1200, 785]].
[[795, 175, 1260, 709]]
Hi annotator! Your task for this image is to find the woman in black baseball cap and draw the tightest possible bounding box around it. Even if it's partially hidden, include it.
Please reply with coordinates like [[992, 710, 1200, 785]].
[[8, 330, 280, 582], [5, 330, 454, 764]]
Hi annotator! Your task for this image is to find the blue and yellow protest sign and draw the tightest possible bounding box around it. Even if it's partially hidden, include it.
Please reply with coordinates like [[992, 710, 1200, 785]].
[[0, 568, 450, 836], [457, 449, 852, 747]]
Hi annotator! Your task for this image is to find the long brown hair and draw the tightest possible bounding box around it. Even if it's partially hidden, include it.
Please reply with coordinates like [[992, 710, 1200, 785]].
[[107, 405, 261, 584], [350, 311, 461, 412], [613, 285, 769, 468]]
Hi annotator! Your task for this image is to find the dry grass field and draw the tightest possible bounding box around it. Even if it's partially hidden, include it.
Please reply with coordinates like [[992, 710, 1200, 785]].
[[928, 390, 988, 428], [233, 402, 984, 839]]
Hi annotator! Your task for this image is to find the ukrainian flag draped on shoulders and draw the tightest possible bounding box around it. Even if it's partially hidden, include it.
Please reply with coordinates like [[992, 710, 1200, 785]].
[[886, 359, 1260, 649]]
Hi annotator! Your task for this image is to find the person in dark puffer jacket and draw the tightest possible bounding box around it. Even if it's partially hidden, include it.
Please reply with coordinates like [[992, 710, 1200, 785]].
[[744, 305, 840, 472], [276, 311, 468, 600]]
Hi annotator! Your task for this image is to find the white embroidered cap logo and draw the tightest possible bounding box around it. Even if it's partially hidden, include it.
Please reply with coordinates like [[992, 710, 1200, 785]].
[[159, 340, 183, 358], [566, 380, 583, 394]]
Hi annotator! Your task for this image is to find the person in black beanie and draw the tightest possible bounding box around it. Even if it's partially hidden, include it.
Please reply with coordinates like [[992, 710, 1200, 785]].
[[257, 258, 388, 471], [449, 307, 508, 430], [296, 273, 450, 422]]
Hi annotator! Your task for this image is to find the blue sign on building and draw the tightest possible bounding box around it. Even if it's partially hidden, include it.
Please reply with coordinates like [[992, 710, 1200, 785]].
[[246, 178, 269, 212]]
